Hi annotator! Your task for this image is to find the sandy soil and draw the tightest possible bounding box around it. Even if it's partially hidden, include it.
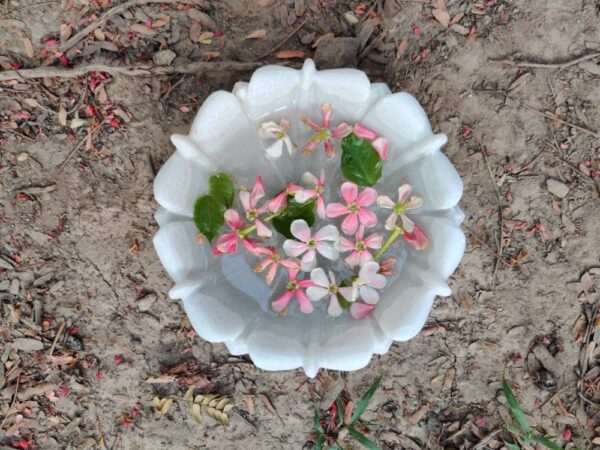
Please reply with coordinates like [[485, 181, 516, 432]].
[[1, 0, 599, 449]]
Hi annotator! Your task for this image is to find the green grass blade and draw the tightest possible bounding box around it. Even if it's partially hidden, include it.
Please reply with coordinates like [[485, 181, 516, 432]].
[[502, 377, 531, 433], [350, 376, 381, 424], [315, 435, 324, 450], [314, 408, 324, 435], [528, 435, 563, 450], [504, 442, 521, 450], [347, 426, 381, 450]]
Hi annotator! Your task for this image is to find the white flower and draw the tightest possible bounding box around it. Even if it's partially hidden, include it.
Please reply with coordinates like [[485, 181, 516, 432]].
[[307, 268, 343, 317], [345, 261, 387, 304], [282, 220, 339, 272], [258, 119, 295, 159]]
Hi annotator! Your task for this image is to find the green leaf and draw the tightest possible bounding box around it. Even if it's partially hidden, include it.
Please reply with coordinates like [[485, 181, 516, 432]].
[[272, 199, 315, 239], [340, 132, 383, 187], [336, 397, 344, 426], [313, 409, 324, 435], [347, 426, 381, 450], [504, 441, 521, 450], [209, 173, 235, 208], [502, 377, 531, 433], [315, 435, 324, 450], [337, 292, 351, 309], [528, 435, 563, 450], [350, 376, 381, 425], [193, 195, 225, 241]]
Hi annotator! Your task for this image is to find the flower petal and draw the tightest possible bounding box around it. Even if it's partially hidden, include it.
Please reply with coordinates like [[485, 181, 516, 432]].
[[272, 290, 293, 312], [255, 218, 272, 238], [316, 196, 326, 219], [324, 140, 335, 158], [239, 190, 251, 212], [321, 102, 332, 128], [251, 176, 265, 205], [356, 187, 377, 207], [258, 121, 279, 139], [325, 203, 349, 218], [334, 236, 356, 253], [384, 212, 398, 231], [406, 195, 423, 210], [268, 192, 287, 213], [400, 214, 415, 233], [376, 195, 395, 209], [316, 242, 339, 261], [215, 232, 238, 253], [300, 115, 321, 132], [404, 224, 429, 250], [353, 123, 378, 140], [265, 263, 278, 285], [368, 273, 387, 290], [283, 136, 295, 156], [340, 182, 358, 203], [338, 286, 355, 302], [224, 209, 242, 230], [300, 249, 317, 271], [310, 267, 330, 288], [397, 184, 412, 203], [296, 289, 314, 314], [314, 224, 339, 242], [283, 239, 307, 257], [359, 286, 380, 304], [344, 251, 362, 268], [359, 261, 380, 279], [350, 302, 375, 319], [331, 122, 353, 139], [295, 189, 316, 203], [372, 137, 389, 160], [357, 208, 377, 228], [327, 294, 343, 317], [253, 257, 272, 272], [301, 139, 320, 155], [341, 213, 359, 235], [358, 250, 373, 267], [264, 139, 283, 159], [301, 171, 319, 185], [290, 219, 311, 242], [306, 286, 329, 302], [364, 233, 383, 249]]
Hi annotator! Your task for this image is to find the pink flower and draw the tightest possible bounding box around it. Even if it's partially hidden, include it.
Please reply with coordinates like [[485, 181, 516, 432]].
[[378, 257, 397, 277], [326, 182, 378, 235], [268, 183, 302, 213], [295, 170, 326, 219], [335, 225, 383, 268], [253, 247, 298, 285], [377, 184, 423, 232], [353, 123, 390, 161], [283, 220, 339, 271], [403, 224, 429, 250], [214, 209, 256, 254], [300, 103, 352, 158], [271, 262, 315, 314], [240, 176, 271, 238], [350, 302, 375, 320], [306, 268, 343, 317], [347, 261, 386, 304]]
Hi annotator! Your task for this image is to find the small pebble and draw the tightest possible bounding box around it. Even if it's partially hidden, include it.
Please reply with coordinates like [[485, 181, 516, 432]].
[[546, 178, 569, 198]]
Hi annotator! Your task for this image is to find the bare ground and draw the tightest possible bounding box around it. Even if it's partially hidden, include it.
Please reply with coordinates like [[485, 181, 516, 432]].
[[1, 0, 600, 449]]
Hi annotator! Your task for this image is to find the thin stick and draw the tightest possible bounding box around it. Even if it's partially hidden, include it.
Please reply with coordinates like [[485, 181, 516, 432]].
[[491, 52, 600, 70], [57, 0, 207, 53], [53, 125, 101, 175], [0, 376, 20, 432], [47, 321, 66, 356], [252, 16, 309, 62], [522, 104, 600, 139], [0, 60, 262, 82], [480, 145, 504, 286]]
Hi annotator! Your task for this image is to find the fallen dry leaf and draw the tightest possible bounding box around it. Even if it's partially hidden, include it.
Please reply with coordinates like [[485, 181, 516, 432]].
[[442, 367, 456, 391], [396, 38, 409, 58], [259, 393, 277, 415], [343, 401, 354, 425], [312, 32, 334, 48], [432, 8, 450, 27], [408, 404, 429, 424], [420, 324, 446, 336], [58, 105, 67, 127], [152, 16, 171, 28], [189, 22, 203, 43], [60, 23, 72, 42], [244, 395, 255, 414], [131, 23, 157, 37], [201, 51, 220, 61], [243, 29, 267, 40], [276, 49, 305, 59], [22, 37, 34, 58]]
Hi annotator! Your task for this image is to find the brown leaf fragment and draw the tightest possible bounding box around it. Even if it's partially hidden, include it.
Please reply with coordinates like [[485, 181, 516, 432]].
[[259, 393, 277, 415], [432, 8, 450, 27], [420, 324, 446, 336], [276, 49, 305, 59], [58, 104, 67, 127], [23, 37, 34, 58], [243, 29, 267, 40], [408, 404, 429, 424], [189, 22, 203, 43], [396, 38, 409, 58], [442, 367, 456, 391], [144, 374, 177, 383], [580, 272, 593, 292], [60, 23, 72, 42], [131, 23, 157, 37], [343, 401, 354, 425], [244, 395, 255, 414]]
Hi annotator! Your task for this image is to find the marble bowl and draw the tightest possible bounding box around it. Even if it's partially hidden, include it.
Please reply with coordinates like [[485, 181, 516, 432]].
[[153, 59, 465, 377]]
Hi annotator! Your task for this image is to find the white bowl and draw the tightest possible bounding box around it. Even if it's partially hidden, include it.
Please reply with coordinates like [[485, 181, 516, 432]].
[[153, 59, 465, 377]]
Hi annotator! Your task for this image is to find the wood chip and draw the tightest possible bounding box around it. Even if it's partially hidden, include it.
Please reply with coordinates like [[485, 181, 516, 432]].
[[243, 29, 267, 40], [58, 104, 67, 127], [432, 8, 450, 27]]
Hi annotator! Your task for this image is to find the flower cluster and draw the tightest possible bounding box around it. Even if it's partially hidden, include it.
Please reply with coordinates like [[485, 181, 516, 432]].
[[194, 103, 429, 320]]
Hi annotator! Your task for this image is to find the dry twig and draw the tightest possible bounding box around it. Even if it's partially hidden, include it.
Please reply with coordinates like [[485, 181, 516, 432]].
[[252, 17, 309, 62], [522, 104, 600, 139], [491, 52, 600, 70], [0, 61, 262, 82]]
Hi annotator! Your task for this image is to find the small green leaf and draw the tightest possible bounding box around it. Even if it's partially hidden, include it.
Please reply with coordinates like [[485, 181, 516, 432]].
[[209, 173, 235, 208], [337, 292, 351, 309], [193, 195, 225, 241], [350, 376, 381, 425], [340, 132, 383, 187], [528, 435, 563, 450], [336, 397, 344, 427], [504, 442, 521, 450], [502, 377, 531, 433], [272, 199, 315, 239], [347, 426, 381, 450], [313, 409, 324, 435], [315, 435, 324, 450]]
